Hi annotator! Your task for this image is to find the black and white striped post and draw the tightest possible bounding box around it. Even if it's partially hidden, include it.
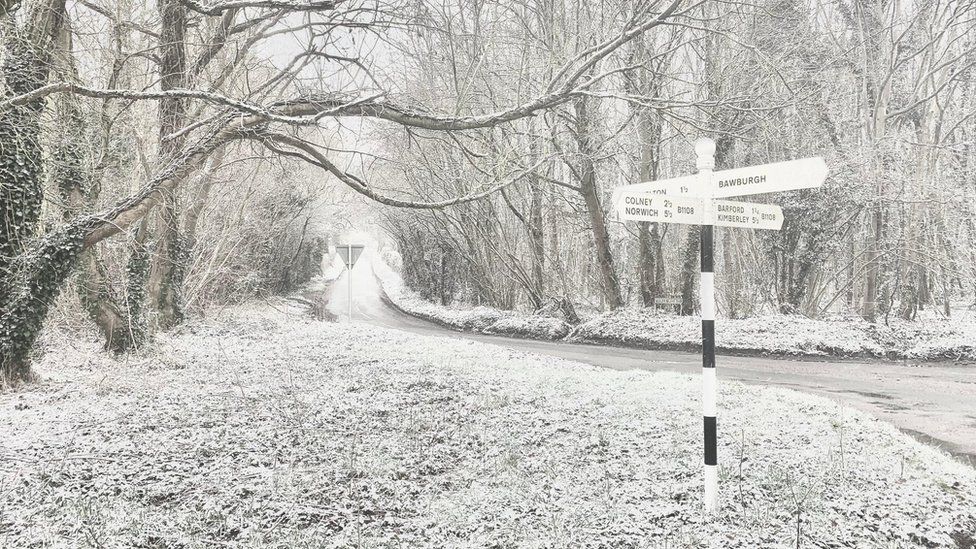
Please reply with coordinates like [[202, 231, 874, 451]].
[[694, 137, 719, 513]]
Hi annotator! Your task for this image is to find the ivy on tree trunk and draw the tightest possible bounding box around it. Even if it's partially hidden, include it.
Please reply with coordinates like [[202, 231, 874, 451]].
[[0, 0, 69, 383]]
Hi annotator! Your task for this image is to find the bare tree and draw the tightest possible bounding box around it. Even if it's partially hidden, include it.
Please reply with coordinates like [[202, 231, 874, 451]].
[[0, 0, 687, 382]]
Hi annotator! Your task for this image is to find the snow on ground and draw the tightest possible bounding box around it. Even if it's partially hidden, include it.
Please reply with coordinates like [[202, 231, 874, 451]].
[[2, 302, 974, 548], [375, 257, 976, 361]]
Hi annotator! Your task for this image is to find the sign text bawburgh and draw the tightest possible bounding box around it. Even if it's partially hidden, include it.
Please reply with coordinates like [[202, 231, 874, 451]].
[[718, 174, 766, 189]]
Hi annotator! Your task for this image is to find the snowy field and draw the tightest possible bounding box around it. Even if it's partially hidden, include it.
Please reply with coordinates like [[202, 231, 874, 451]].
[[375, 258, 976, 361], [2, 301, 974, 548]]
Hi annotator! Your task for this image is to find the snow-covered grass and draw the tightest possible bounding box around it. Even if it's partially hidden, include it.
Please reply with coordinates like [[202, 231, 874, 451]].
[[2, 302, 974, 547], [571, 308, 976, 360], [373, 258, 571, 339]]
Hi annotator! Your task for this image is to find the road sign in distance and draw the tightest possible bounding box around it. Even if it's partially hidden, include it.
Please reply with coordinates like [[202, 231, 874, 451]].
[[337, 244, 365, 268]]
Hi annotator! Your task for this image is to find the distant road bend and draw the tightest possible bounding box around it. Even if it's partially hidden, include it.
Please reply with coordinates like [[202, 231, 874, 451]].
[[328, 256, 976, 467]]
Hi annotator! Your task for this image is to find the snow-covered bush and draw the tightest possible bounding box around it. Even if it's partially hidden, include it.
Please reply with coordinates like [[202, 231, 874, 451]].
[[570, 308, 888, 357], [887, 315, 976, 361], [484, 315, 572, 339], [570, 307, 976, 360], [379, 251, 976, 360]]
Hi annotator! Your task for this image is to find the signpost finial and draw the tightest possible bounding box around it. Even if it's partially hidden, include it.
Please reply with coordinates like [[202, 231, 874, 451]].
[[695, 137, 716, 171]]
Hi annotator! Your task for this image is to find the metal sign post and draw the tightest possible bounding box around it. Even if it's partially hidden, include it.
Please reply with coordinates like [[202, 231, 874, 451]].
[[612, 140, 828, 515], [336, 244, 365, 321], [347, 243, 352, 321]]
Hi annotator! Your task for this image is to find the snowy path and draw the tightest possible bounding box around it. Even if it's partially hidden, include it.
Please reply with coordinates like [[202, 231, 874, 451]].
[[329, 255, 976, 466]]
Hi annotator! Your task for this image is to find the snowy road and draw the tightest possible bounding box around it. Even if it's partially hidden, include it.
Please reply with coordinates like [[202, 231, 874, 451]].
[[329, 257, 976, 466]]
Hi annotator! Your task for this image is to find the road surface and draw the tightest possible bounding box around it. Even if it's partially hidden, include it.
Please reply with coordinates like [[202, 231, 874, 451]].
[[329, 256, 976, 466]]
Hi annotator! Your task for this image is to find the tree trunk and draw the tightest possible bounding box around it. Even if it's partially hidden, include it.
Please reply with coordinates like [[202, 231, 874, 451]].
[[854, 1, 892, 322], [183, 146, 225, 261], [861, 201, 883, 321], [147, 0, 190, 329], [575, 97, 623, 310], [51, 23, 150, 353], [55, 108, 143, 352], [0, 227, 88, 384], [529, 170, 546, 303], [0, 1, 67, 307], [722, 228, 739, 318], [634, 106, 664, 306]]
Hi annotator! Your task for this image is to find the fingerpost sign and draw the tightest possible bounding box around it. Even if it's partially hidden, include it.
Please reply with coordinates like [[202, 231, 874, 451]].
[[613, 140, 827, 514]]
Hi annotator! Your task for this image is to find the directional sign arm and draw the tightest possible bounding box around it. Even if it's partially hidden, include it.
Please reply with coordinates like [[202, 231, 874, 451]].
[[614, 157, 826, 204], [711, 157, 827, 199], [611, 174, 705, 209], [616, 192, 707, 225], [711, 200, 783, 230]]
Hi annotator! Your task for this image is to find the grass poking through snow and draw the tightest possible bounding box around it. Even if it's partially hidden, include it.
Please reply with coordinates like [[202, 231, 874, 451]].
[[1, 301, 974, 547]]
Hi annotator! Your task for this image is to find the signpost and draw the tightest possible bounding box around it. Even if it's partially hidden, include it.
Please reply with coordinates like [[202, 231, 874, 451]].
[[336, 244, 365, 320], [653, 296, 682, 314], [613, 140, 827, 514]]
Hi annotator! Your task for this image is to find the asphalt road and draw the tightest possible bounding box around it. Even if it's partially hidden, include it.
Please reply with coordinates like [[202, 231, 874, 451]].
[[329, 257, 976, 467]]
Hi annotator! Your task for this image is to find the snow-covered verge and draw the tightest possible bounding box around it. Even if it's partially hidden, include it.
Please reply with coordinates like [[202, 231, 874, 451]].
[[571, 308, 976, 360], [2, 303, 974, 548], [376, 254, 976, 360], [373, 258, 571, 339], [570, 309, 880, 357], [886, 316, 976, 361]]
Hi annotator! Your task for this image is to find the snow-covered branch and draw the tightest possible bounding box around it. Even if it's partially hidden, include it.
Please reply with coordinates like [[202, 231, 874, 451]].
[[178, 0, 340, 15], [260, 132, 548, 209]]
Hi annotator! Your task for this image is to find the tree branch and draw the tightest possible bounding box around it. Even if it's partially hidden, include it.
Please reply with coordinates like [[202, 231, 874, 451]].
[[259, 132, 547, 210]]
